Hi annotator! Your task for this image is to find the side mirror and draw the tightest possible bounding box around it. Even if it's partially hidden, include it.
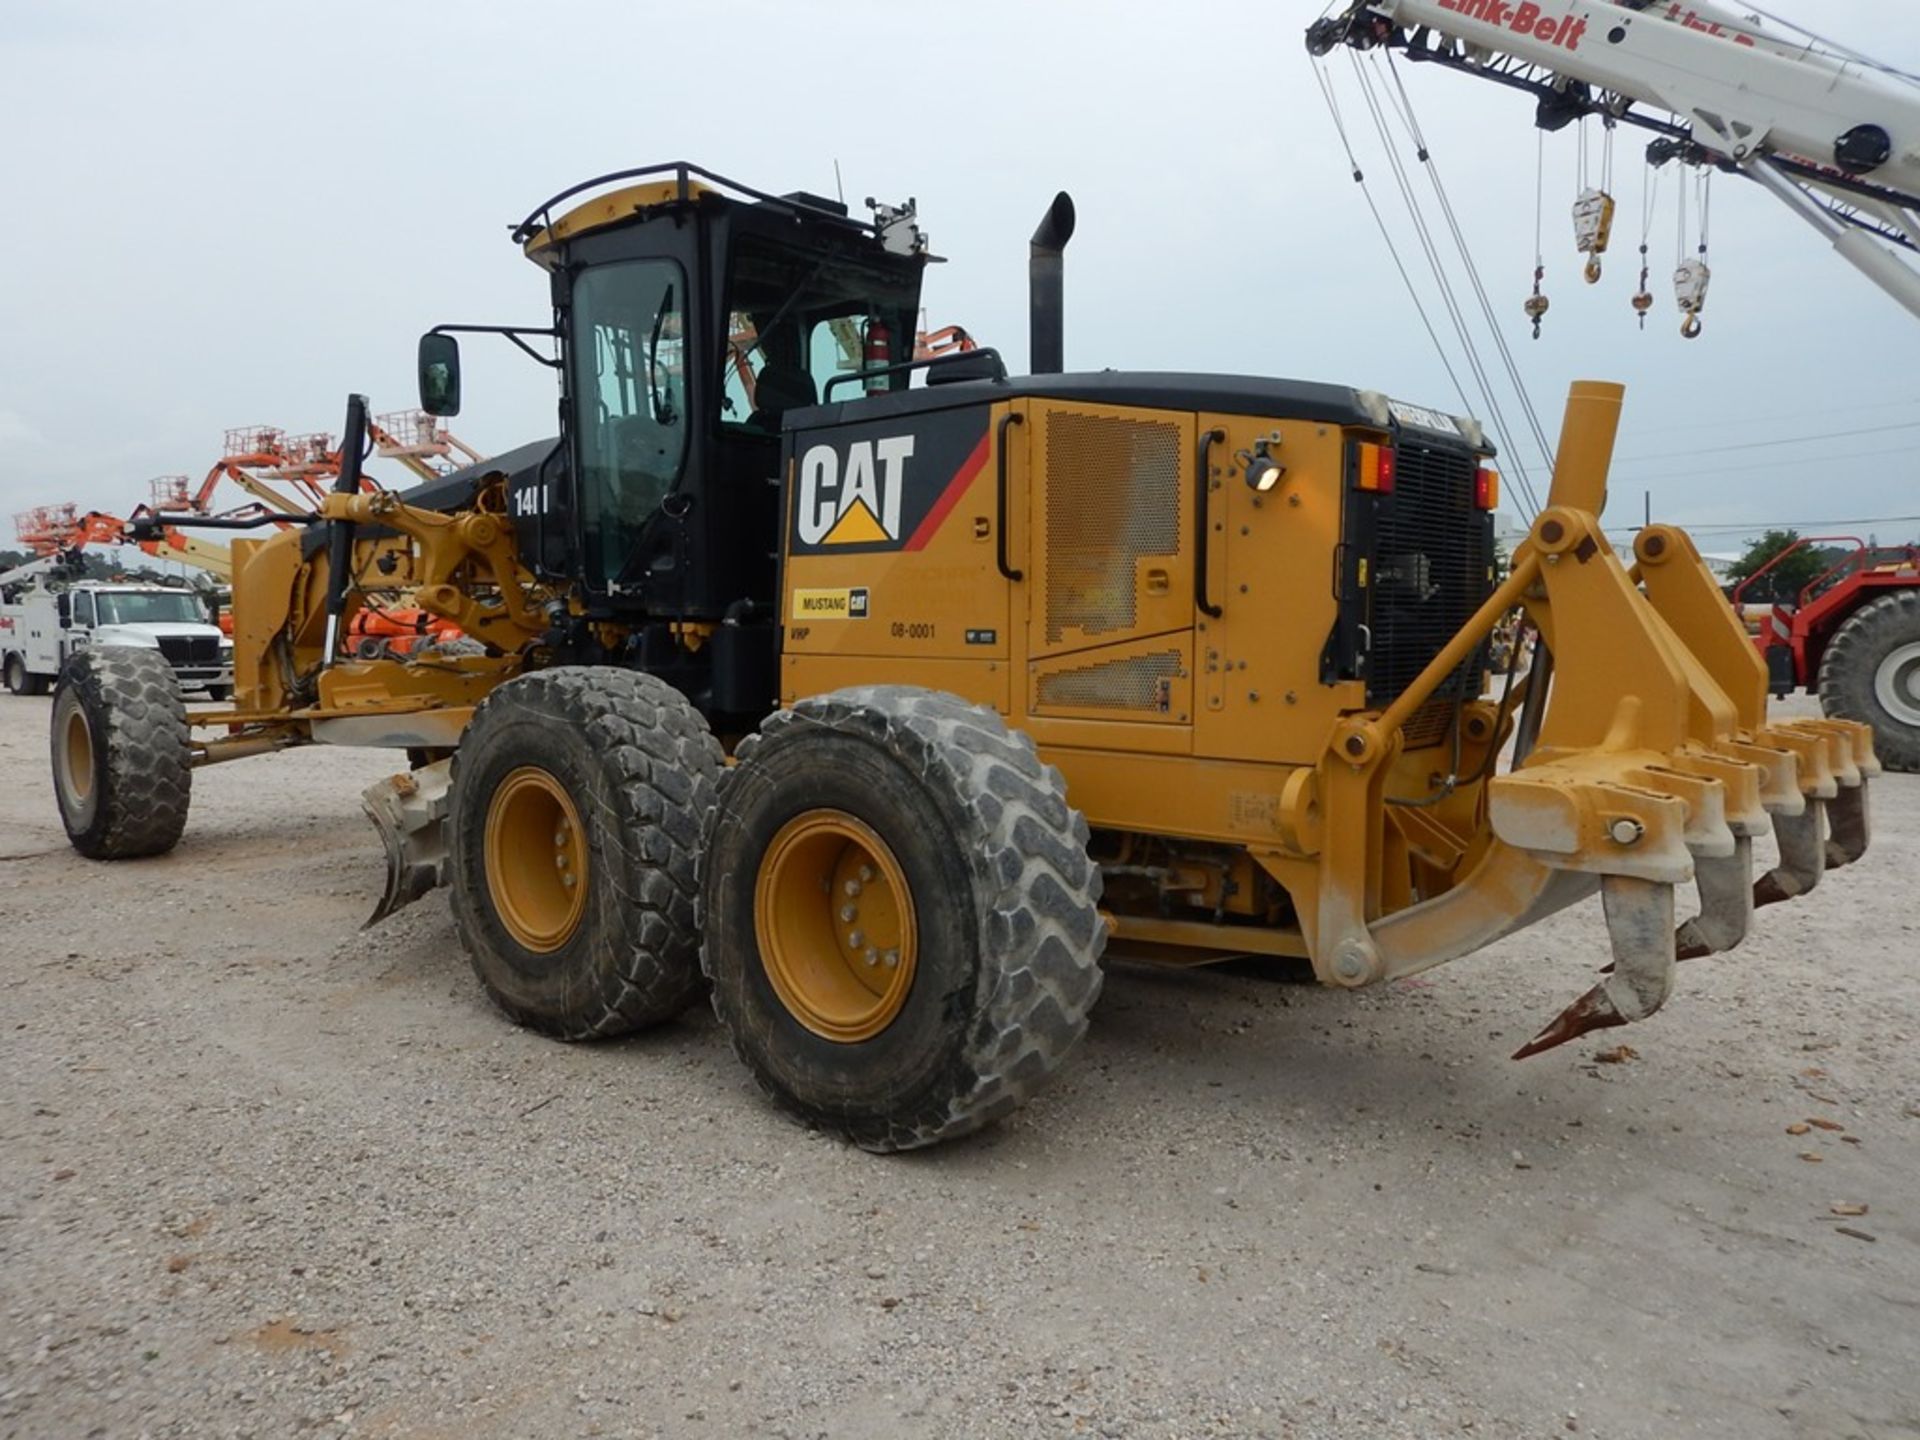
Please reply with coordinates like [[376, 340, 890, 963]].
[[418, 332, 462, 416], [56, 593, 71, 625]]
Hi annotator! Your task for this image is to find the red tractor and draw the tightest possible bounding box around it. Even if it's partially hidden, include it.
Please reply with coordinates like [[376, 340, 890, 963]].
[[1735, 537, 1920, 772]]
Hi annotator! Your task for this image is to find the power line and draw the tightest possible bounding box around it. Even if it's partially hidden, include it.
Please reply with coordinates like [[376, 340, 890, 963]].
[[1493, 419, 1920, 477], [1621, 395, 1920, 438], [1553, 439, 1920, 486], [1615, 419, 1920, 464], [1605, 514, 1920, 535]]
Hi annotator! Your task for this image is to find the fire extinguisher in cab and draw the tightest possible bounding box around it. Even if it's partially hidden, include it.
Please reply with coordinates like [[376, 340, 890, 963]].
[[863, 320, 891, 395]]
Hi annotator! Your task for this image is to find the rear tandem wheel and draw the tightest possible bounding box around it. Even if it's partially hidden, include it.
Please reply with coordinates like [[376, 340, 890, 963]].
[[6, 654, 48, 696], [700, 686, 1106, 1152]]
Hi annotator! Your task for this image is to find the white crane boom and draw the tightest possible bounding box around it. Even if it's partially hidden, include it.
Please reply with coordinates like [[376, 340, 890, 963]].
[[0, 554, 73, 590], [1310, 1, 1920, 319]]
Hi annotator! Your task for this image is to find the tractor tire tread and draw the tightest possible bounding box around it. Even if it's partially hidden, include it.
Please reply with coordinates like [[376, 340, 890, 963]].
[[1818, 588, 1920, 773], [707, 684, 1104, 1151], [451, 667, 723, 1039], [54, 647, 191, 858]]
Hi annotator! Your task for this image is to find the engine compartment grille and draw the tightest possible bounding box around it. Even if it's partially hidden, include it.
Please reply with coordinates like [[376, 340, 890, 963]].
[[1042, 411, 1182, 645], [1035, 648, 1184, 713], [1367, 441, 1493, 745]]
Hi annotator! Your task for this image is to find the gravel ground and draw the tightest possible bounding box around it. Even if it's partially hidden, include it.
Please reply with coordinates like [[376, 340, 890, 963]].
[[2, 693, 1917, 1440]]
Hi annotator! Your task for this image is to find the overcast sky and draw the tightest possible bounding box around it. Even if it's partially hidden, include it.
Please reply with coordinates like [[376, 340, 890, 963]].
[[3, 0, 1916, 557]]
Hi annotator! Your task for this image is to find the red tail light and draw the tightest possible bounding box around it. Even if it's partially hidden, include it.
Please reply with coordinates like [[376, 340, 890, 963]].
[[1356, 442, 1396, 494]]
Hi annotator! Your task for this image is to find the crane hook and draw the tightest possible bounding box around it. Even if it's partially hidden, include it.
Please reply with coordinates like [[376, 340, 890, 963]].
[[1526, 265, 1550, 340]]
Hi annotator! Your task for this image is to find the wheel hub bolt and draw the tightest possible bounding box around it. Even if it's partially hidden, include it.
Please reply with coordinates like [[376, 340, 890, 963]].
[[561, 871, 576, 889], [882, 950, 899, 969], [844, 879, 863, 897], [858, 864, 875, 883], [839, 904, 858, 923], [848, 930, 865, 949], [864, 948, 879, 967], [554, 852, 568, 869]]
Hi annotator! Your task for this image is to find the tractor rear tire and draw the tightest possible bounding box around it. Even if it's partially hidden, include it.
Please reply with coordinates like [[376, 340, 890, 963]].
[[448, 667, 723, 1040], [1819, 589, 1920, 772], [50, 647, 192, 859], [701, 686, 1106, 1152]]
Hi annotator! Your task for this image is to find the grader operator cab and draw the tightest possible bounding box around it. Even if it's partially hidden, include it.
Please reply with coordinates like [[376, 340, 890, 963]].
[[51, 163, 1880, 1150]]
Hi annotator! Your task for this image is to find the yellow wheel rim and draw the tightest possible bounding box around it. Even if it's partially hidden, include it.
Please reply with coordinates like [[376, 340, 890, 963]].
[[64, 707, 95, 801], [484, 766, 588, 953], [753, 809, 918, 1043]]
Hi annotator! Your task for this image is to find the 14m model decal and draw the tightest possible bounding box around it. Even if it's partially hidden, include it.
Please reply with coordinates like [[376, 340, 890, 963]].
[[787, 410, 991, 557]]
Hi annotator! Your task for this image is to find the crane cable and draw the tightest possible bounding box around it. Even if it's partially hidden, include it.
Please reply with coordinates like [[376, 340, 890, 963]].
[[1382, 50, 1559, 471], [1309, 60, 1482, 457], [1378, 52, 1556, 506], [1535, 131, 1547, 284], [1741, 4, 1920, 91], [1634, 160, 1662, 327], [1346, 51, 1546, 519]]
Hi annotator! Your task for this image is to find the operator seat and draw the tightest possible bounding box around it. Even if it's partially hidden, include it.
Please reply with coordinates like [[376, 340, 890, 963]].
[[749, 364, 817, 434]]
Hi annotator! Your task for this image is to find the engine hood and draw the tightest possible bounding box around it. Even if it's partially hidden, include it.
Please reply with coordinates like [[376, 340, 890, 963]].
[[91, 622, 226, 647]]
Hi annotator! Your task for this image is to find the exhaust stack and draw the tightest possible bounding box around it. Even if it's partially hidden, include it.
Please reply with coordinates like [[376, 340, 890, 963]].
[[1029, 192, 1076, 375]]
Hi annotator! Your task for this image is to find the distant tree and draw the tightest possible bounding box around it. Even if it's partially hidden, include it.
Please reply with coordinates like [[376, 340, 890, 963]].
[[1725, 529, 1826, 605]]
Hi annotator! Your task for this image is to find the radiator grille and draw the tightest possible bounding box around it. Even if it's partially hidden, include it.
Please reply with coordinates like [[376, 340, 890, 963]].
[[1043, 412, 1182, 645], [156, 635, 220, 665], [1036, 649, 1184, 713], [1368, 442, 1492, 746]]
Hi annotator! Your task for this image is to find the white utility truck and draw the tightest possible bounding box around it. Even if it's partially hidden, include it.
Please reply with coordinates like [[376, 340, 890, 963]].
[[1, 562, 232, 698]]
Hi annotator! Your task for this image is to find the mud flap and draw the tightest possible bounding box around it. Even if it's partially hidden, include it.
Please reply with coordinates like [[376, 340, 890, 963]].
[[1515, 876, 1676, 1059], [362, 759, 452, 926]]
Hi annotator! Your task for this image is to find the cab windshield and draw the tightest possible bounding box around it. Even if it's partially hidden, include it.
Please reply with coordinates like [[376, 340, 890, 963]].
[[721, 234, 920, 436], [95, 591, 207, 626]]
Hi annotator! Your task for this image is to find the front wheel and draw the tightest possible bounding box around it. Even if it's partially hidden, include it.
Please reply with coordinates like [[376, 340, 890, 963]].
[[4, 655, 29, 695], [1819, 590, 1920, 772], [51, 648, 192, 858], [448, 668, 723, 1040], [701, 687, 1106, 1152]]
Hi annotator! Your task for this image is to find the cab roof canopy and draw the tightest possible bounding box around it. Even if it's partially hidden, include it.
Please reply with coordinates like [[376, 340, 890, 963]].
[[513, 161, 873, 262]]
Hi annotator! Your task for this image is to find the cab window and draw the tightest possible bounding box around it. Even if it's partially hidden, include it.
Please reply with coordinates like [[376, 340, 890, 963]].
[[719, 234, 919, 436], [571, 258, 687, 587]]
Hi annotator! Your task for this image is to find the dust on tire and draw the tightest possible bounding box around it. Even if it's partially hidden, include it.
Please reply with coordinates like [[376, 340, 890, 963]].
[[701, 685, 1106, 1152], [448, 667, 723, 1040], [51, 647, 192, 859]]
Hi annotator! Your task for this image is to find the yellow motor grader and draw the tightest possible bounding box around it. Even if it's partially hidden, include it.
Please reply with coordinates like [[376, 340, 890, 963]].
[[51, 164, 1878, 1150]]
